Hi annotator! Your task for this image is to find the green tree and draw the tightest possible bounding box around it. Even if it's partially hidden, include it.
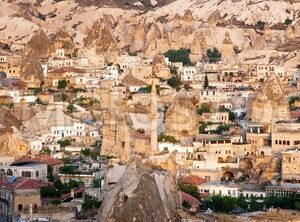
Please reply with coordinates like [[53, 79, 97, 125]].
[[40, 148, 51, 155], [167, 75, 182, 91], [61, 93, 68, 102], [164, 49, 192, 66], [214, 124, 230, 134], [82, 194, 101, 210], [59, 165, 78, 174], [58, 79, 67, 90], [158, 134, 178, 143], [182, 200, 191, 209], [57, 139, 71, 147], [236, 195, 248, 210], [197, 103, 211, 115], [67, 104, 75, 113], [284, 18, 293, 26], [178, 182, 200, 200], [199, 122, 207, 134], [256, 21, 266, 31], [206, 47, 221, 63], [81, 148, 91, 156], [203, 74, 209, 89], [218, 106, 236, 121], [91, 178, 101, 188]]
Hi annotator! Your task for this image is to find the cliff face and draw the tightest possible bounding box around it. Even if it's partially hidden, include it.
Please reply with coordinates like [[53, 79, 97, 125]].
[[48, 30, 76, 55], [249, 74, 290, 124], [165, 89, 198, 140], [0, 132, 29, 158], [83, 19, 118, 55], [21, 29, 51, 86], [99, 160, 180, 222]]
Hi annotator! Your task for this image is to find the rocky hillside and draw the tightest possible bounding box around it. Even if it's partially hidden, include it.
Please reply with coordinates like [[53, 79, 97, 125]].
[[0, 0, 299, 49], [100, 160, 180, 222]]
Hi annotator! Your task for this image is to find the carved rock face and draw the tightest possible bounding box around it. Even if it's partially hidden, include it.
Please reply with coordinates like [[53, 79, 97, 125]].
[[250, 74, 290, 123], [165, 89, 198, 140]]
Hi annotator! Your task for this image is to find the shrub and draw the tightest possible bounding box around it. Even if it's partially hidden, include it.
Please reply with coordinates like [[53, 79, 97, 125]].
[[178, 182, 200, 200], [158, 134, 178, 143], [284, 18, 293, 26], [197, 103, 211, 115], [256, 21, 266, 30], [164, 49, 192, 66], [182, 200, 191, 209], [218, 106, 236, 121], [206, 47, 221, 63], [57, 139, 71, 147], [167, 75, 182, 91]]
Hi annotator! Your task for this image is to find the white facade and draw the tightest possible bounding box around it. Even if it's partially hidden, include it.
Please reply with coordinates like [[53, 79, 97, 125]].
[[116, 54, 141, 70], [0, 163, 47, 180], [104, 65, 119, 80], [158, 142, 195, 153], [49, 58, 73, 69], [41, 63, 48, 77], [50, 122, 86, 141], [29, 139, 43, 151], [181, 66, 197, 81], [55, 49, 65, 58], [199, 182, 240, 198], [0, 56, 7, 63]]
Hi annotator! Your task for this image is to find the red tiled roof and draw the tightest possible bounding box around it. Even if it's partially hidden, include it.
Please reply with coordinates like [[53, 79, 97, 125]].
[[15, 155, 63, 166], [181, 191, 201, 206], [291, 111, 300, 119], [0, 177, 48, 191], [180, 175, 206, 185], [133, 131, 150, 140], [53, 67, 86, 74]]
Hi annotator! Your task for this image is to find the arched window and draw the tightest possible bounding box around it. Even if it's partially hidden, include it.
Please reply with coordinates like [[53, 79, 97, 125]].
[[18, 204, 23, 212], [6, 169, 12, 176], [36, 171, 39, 178]]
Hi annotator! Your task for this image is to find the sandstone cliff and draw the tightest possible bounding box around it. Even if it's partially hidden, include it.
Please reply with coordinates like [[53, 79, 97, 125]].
[[165, 89, 198, 140], [249, 74, 290, 124], [99, 160, 180, 222]]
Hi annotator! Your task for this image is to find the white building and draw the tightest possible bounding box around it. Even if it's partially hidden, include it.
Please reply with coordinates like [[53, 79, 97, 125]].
[[28, 139, 43, 151], [0, 162, 47, 180], [199, 182, 240, 197], [158, 142, 195, 153], [181, 66, 197, 81]]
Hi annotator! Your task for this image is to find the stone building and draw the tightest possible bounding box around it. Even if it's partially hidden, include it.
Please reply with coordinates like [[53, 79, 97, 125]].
[[271, 122, 300, 154], [0, 177, 42, 221], [281, 148, 300, 184]]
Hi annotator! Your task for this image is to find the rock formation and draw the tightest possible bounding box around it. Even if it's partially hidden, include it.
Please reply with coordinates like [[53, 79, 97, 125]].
[[101, 102, 133, 163], [24, 29, 51, 59], [181, 10, 195, 35], [0, 132, 30, 158], [190, 31, 206, 62], [48, 30, 76, 55], [294, 20, 300, 38], [21, 29, 51, 87], [165, 89, 198, 140], [99, 160, 180, 222], [130, 21, 147, 52], [221, 31, 238, 64], [83, 19, 118, 55], [249, 74, 290, 124]]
